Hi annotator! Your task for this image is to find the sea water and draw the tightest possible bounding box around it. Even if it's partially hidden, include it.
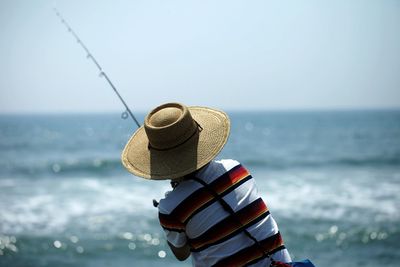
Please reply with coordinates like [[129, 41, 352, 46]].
[[0, 111, 399, 267]]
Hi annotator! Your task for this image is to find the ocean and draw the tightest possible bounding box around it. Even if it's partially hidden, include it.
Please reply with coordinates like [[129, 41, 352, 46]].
[[0, 110, 399, 267]]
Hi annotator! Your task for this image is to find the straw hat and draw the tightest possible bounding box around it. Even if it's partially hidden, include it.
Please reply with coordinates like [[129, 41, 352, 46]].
[[121, 103, 230, 180]]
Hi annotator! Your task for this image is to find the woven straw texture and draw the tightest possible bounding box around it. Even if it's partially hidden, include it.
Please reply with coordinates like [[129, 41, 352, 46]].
[[121, 105, 230, 180]]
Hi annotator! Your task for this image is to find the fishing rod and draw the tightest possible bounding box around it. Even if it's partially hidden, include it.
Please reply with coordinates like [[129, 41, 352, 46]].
[[53, 8, 141, 128]]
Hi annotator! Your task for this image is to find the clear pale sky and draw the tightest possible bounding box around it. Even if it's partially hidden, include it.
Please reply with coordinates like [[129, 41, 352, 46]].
[[1, 0, 399, 113]]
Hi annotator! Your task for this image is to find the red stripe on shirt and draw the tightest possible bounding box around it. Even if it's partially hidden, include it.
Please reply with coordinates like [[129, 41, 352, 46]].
[[188, 198, 269, 251], [159, 165, 251, 230], [212, 232, 284, 267]]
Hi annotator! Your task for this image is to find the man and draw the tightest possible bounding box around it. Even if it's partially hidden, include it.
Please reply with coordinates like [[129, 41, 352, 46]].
[[121, 102, 291, 266]]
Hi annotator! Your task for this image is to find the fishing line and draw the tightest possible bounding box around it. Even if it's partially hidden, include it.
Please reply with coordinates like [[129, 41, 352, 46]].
[[53, 8, 141, 128]]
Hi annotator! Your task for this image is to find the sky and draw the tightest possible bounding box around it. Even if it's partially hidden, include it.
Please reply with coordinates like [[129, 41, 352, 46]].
[[0, 0, 399, 113]]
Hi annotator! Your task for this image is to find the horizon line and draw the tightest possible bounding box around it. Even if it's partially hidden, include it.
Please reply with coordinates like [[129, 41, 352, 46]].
[[1, 106, 400, 116]]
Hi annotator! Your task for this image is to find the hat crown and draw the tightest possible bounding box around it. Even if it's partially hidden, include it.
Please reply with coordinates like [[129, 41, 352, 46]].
[[148, 107, 182, 127], [144, 103, 198, 150]]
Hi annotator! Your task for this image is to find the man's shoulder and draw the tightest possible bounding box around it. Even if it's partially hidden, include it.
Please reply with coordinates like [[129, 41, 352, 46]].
[[209, 158, 241, 171], [196, 159, 242, 183], [158, 159, 243, 213]]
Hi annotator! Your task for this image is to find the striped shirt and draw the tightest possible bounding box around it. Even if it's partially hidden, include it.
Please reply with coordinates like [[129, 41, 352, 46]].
[[158, 159, 291, 266]]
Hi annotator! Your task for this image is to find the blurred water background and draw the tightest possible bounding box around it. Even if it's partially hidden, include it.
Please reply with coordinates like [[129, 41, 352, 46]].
[[0, 110, 399, 267]]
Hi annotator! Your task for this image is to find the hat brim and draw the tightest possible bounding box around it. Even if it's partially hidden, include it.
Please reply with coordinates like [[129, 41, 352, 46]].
[[121, 106, 230, 180]]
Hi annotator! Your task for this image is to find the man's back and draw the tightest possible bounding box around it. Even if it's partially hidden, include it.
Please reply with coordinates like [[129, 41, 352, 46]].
[[158, 159, 291, 266]]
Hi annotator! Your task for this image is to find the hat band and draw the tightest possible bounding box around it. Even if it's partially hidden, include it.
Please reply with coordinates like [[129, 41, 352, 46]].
[[148, 121, 203, 151]]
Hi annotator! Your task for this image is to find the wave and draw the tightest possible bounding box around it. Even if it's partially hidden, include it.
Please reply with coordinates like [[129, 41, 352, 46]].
[[240, 156, 400, 169], [1, 154, 399, 179], [0, 158, 126, 178]]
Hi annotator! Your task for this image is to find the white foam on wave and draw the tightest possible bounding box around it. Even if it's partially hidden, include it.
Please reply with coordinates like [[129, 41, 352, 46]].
[[253, 167, 400, 223], [2, 167, 398, 238], [0, 176, 171, 236]]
